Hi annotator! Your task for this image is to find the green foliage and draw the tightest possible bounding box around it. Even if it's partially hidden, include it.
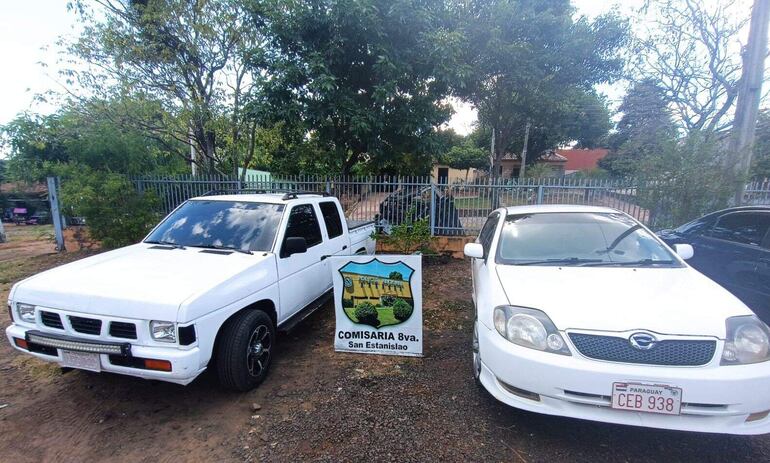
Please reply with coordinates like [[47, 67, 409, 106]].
[[387, 272, 403, 281], [377, 207, 434, 254], [634, 131, 731, 228], [257, 0, 462, 175], [752, 111, 770, 181], [392, 298, 413, 322], [354, 302, 380, 327], [380, 295, 396, 306], [57, 165, 162, 248], [522, 163, 554, 179], [456, 1, 628, 173]]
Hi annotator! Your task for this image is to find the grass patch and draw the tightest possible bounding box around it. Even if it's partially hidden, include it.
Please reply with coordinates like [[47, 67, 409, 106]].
[[453, 196, 491, 209]]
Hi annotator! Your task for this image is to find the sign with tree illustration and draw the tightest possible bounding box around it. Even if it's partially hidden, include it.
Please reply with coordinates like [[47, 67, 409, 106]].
[[331, 255, 423, 357]]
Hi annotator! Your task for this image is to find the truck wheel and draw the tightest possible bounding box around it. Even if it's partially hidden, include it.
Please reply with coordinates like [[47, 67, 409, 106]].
[[216, 309, 275, 392]]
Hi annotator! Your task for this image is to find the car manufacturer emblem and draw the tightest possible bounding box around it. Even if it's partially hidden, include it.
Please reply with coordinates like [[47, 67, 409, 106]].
[[629, 332, 658, 350]]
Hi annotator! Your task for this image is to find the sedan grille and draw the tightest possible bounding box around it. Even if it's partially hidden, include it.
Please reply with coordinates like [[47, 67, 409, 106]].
[[40, 311, 64, 329], [568, 333, 716, 366], [69, 316, 102, 335], [109, 322, 137, 340]]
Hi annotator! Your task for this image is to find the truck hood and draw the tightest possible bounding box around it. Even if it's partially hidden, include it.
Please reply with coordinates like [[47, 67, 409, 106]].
[[12, 244, 273, 321], [494, 265, 753, 338]]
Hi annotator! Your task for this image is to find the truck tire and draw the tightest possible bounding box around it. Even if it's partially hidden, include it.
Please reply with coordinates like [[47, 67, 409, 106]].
[[216, 309, 275, 392]]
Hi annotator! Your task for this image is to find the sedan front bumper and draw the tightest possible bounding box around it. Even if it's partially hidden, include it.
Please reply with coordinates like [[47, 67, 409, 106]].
[[478, 323, 770, 435]]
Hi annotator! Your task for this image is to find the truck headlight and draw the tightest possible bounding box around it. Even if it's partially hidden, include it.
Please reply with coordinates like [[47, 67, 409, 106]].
[[492, 306, 570, 356], [722, 315, 770, 365], [16, 303, 36, 323], [150, 321, 176, 343]]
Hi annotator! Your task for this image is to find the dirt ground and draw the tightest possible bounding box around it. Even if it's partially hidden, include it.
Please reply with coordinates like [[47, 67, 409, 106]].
[[2, 230, 770, 462]]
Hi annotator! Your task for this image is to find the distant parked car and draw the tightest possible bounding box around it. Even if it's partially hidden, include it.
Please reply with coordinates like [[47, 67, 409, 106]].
[[466, 205, 770, 435], [24, 211, 50, 225], [659, 206, 770, 323]]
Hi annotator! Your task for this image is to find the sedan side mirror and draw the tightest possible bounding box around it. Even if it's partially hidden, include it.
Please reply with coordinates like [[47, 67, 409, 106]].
[[674, 243, 694, 260], [464, 243, 484, 259], [283, 237, 308, 257]]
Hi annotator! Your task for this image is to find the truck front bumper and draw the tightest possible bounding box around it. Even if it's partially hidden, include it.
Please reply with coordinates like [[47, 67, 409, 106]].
[[6, 323, 205, 385]]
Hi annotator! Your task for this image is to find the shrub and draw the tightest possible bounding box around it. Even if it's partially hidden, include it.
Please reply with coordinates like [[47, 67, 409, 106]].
[[59, 167, 161, 248], [342, 298, 354, 308], [354, 302, 379, 327], [380, 295, 396, 306], [392, 298, 413, 322]]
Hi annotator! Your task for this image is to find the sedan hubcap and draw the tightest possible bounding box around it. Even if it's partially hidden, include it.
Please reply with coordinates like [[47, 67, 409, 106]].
[[247, 325, 271, 377]]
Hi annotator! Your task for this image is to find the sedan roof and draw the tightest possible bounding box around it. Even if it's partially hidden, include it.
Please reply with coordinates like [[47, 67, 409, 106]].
[[502, 204, 621, 215]]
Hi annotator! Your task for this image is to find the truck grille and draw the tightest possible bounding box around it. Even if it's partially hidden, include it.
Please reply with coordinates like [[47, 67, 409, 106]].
[[568, 333, 716, 366], [109, 321, 137, 339], [40, 311, 64, 329], [69, 316, 102, 335]]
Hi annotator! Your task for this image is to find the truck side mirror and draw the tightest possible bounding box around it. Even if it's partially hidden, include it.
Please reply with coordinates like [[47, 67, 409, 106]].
[[283, 237, 308, 257]]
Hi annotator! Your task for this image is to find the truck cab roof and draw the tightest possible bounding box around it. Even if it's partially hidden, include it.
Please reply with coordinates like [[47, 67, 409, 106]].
[[189, 191, 331, 205]]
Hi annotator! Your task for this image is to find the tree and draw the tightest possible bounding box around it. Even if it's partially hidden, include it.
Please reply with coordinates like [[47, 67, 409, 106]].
[[256, 0, 463, 175], [66, 0, 267, 173], [599, 79, 679, 176], [443, 138, 488, 181], [631, 0, 746, 133], [752, 110, 770, 180], [388, 271, 403, 280], [455, 0, 627, 176]]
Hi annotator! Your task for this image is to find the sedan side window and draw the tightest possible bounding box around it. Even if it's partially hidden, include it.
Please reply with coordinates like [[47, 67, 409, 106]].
[[478, 212, 500, 258], [709, 213, 770, 247], [282, 204, 323, 257]]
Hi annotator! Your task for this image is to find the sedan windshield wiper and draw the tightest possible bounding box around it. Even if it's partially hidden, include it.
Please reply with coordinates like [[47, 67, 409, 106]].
[[144, 240, 185, 249], [583, 259, 676, 267], [515, 257, 604, 266], [190, 244, 253, 255]]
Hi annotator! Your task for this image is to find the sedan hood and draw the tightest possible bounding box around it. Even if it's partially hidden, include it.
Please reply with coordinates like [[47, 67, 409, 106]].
[[12, 244, 272, 321], [495, 265, 753, 337]]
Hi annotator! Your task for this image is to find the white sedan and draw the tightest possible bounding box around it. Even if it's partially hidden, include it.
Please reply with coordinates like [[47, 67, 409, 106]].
[[465, 205, 770, 435]]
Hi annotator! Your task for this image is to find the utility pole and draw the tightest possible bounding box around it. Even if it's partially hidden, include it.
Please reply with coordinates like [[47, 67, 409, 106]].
[[519, 120, 531, 178], [729, 0, 770, 205], [489, 127, 496, 178]]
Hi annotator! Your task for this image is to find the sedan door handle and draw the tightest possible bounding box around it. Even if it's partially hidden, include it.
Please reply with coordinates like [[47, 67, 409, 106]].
[[321, 255, 330, 261]]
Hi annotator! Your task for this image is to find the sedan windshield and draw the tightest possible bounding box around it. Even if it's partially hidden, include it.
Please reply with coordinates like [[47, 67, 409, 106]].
[[496, 212, 680, 267], [145, 200, 285, 252]]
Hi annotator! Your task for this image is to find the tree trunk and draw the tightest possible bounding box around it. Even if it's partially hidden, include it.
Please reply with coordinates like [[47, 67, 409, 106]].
[[520, 120, 531, 178]]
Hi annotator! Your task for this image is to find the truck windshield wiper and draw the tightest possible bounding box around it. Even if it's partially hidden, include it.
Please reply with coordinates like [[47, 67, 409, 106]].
[[583, 259, 676, 267], [190, 244, 253, 255], [144, 240, 185, 249], [515, 257, 604, 266]]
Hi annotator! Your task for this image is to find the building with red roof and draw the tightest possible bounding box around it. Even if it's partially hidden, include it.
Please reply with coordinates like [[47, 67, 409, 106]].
[[556, 148, 609, 174]]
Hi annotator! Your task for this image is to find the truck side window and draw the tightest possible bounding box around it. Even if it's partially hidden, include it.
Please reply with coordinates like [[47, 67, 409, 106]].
[[284, 204, 323, 251], [319, 201, 343, 239]]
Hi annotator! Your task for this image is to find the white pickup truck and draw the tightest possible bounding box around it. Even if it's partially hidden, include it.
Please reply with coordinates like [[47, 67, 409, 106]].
[[6, 192, 375, 391]]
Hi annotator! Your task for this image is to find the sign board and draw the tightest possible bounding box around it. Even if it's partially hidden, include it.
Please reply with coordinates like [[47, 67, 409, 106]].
[[331, 255, 423, 357]]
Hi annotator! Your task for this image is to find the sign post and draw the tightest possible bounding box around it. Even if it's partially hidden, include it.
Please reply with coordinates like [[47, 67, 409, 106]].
[[331, 255, 423, 357]]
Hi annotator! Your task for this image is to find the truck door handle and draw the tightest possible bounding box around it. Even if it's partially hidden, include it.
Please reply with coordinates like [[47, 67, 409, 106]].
[[321, 255, 330, 261], [342, 245, 348, 250]]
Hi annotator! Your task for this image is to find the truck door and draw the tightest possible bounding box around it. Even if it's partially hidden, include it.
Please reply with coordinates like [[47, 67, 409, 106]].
[[318, 200, 349, 257], [277, 203, 328, 320]]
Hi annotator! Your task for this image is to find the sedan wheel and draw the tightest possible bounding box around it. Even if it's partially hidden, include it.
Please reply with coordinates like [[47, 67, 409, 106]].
[[472, 320, 481, 382]]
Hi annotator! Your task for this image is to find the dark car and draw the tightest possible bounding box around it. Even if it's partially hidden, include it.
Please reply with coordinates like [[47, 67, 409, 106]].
[[378, 186, 463, 236], [24, 210, 51, 225], [658, 206, 770, 322]]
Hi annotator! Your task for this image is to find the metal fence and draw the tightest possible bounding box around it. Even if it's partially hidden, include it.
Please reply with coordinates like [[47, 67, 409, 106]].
[[130, 174, 770, 236]]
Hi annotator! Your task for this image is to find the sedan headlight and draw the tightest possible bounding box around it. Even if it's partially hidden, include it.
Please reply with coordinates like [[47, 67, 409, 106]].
[[16, 303, 36, 323], [493, 306, 570, 355], [150, 321, 176, 343], [721, 315, 770, 365]]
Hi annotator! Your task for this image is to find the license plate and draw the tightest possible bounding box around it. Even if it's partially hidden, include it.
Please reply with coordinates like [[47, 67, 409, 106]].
[[611, 382, 682, 415], [61, 350, 101, 372]]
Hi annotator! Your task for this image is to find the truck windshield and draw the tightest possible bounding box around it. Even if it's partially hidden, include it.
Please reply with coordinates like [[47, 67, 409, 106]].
[[496, 212, 680, 267], [145, 200, 285, 252]]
